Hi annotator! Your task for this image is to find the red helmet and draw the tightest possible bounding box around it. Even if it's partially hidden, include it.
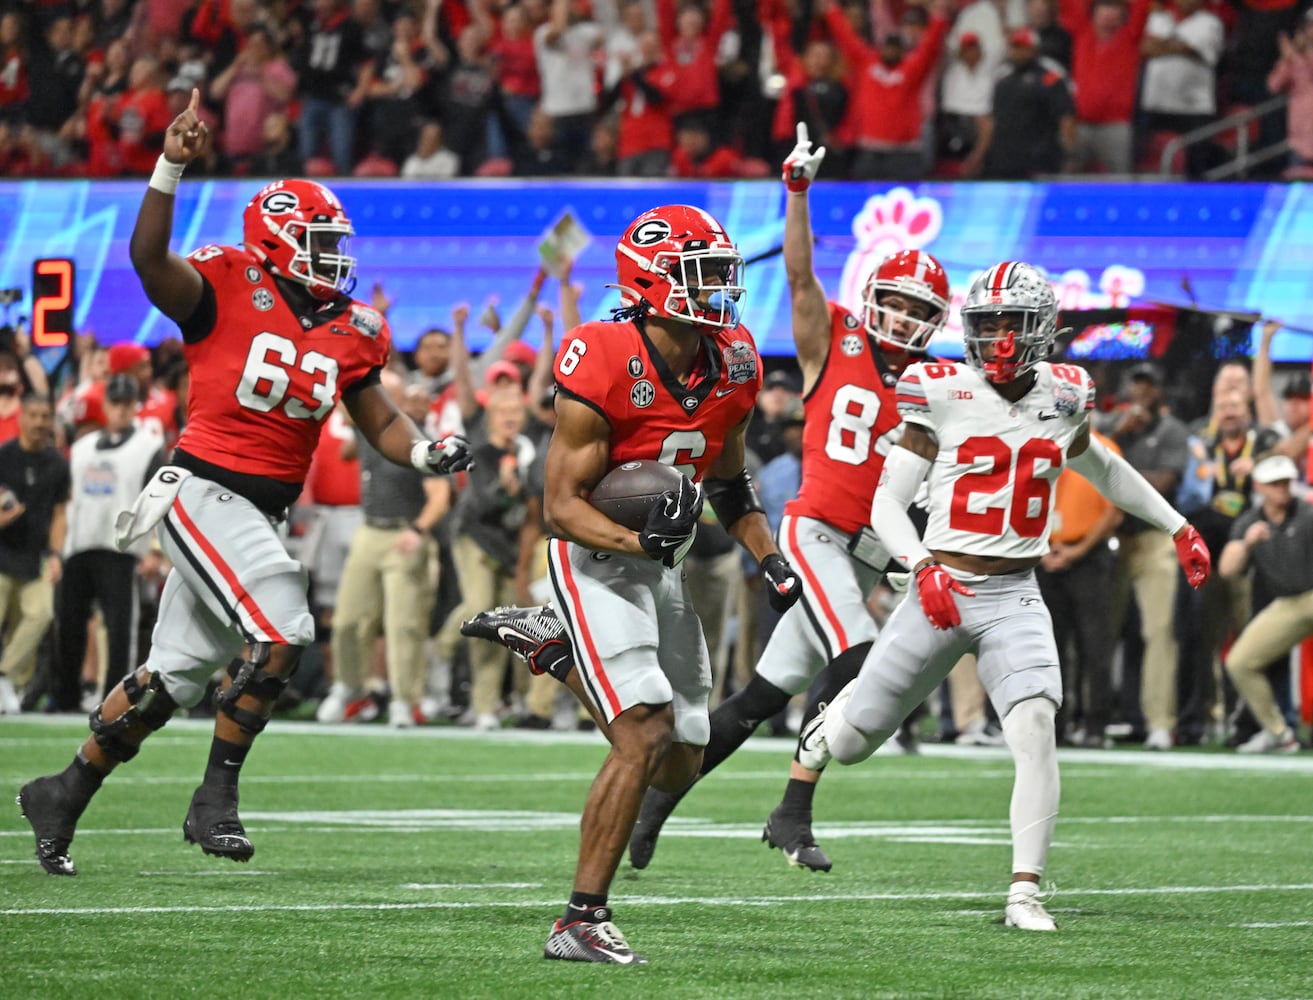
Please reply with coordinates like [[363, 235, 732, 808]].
[[242, 179, 357, 301], [613, 204, 745, 329], [861, 250, 950, 352]]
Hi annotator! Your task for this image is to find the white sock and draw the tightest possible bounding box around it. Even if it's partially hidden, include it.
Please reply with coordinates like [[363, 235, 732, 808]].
[[1002, 697, 1060, 878]]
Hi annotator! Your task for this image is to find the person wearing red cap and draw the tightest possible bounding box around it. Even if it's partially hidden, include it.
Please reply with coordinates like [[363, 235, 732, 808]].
[[69, 342, 180, 446], [979, 25, 1076, 177]]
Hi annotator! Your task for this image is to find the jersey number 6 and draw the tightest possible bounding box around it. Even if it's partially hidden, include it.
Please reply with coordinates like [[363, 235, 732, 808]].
[[236, 331, 339, 421]]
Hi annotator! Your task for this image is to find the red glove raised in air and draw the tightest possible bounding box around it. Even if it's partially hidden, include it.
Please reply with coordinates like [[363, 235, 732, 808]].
[[914, 561, 976, 630], [1173, 523, 1211, 589]]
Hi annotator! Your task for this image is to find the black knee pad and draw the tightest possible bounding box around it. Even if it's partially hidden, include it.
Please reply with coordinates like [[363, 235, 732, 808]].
[[216, 643, 298, 736], [89, 670, 180, 762]]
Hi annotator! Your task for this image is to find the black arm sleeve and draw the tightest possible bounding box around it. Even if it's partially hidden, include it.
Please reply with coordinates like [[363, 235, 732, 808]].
[[703, 469, 765, 530], [340, 365, 384, 405], [177, 274, 217, 345]]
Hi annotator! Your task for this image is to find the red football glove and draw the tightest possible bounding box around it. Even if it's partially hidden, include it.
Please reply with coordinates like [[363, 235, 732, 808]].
[[1173, 524, 1211, 589], [914, 561, 976, 630], [782, 122, 826, 193]]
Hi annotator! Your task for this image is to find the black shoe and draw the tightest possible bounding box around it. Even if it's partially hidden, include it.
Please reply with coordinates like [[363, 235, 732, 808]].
[[515, 713, 553, 730], [461, 606, 572, 681], [183, 785, 254, 862], [762, 805, 832, 872], [628, 788, 680, 870], [544, 916, 648, 964], [17, 775, 84, 876]]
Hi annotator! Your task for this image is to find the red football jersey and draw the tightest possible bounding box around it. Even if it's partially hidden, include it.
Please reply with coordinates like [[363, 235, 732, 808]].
[[786, 303, 908, 535], [555, 319, 760, 482], [304, 407, 362, 507], [176, 245, 390, 483]]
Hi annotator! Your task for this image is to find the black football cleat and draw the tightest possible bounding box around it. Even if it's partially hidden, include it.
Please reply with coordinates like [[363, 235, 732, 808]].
[[461, 605, 573, 681], [544, 916, 648, 964], [183, 785, 254, 862], [628, 787, 681, 870], [762, 805, 833, 873], [17, 775, 83, 876]]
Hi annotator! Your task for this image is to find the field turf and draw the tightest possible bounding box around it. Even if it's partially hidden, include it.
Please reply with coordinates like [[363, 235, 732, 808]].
[[2, 715, 1310, 1000]]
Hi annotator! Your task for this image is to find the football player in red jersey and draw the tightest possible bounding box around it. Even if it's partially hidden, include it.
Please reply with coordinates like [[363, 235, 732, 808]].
[[509, 204, 803, 964], [17, 90, 472, 878], [626, 123, 952, 871], [464, 126, 951, 877]]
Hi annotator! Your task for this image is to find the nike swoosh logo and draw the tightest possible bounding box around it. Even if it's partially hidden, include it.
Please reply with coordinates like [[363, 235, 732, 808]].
[[222, 759, 243, 766], [595, 949, 639, 964], [1020, 597, 1042, 606], [715, 386, 736, 397], [658, 537, 683, 549], [1037, 411, 1062, 421]]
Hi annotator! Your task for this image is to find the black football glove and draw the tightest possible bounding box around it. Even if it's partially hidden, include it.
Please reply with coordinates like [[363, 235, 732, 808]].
[[760, 552, 803, 613], [412, 435, 474, 475], [638, 476, 702, 568]]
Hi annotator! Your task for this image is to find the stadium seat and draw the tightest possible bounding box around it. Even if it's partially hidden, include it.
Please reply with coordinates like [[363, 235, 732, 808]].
[[1138, 131, 1184, 175], [474, 157, 512, 177], [353, 153, 399, 177]]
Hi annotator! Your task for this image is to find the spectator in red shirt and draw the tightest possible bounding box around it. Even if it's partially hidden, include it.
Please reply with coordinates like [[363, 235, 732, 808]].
[[1061, 0, 1151, 175], [210, 25, 298, 169], [487, 3, 542, 160], [105, 57, 173, 175], [603, 29, 678, 177], [0, 11, 30, 123], [1267, 12, 1313, 174], [657, 0, 734, 130], [670, 118, 746, 177], [766, 0, 848, 166], [820, 0, 950, 180]]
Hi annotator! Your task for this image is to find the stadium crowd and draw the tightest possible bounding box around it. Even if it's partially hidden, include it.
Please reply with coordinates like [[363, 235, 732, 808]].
[[0, 0, 1311, 180], [0, 255, 1309, 753]]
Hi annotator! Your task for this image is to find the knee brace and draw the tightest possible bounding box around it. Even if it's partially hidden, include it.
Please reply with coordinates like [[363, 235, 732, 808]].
[[215, 642, 298, 736], [89, 669, 181, 763]]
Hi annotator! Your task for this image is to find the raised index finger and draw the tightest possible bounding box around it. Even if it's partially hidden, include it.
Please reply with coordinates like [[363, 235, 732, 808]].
[[188, 87, 200, 115], [796, 121, 809, 146]]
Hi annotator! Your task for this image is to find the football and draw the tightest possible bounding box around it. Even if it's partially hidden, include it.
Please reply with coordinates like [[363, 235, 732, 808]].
[[589, 460, 685, 531]]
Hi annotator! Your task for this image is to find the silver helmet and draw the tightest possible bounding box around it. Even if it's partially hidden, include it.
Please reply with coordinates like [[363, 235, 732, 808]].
[[960, 261, 1058, 384]]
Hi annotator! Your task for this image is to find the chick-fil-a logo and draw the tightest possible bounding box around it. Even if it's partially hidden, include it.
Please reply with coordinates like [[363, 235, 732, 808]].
[[838, 188, 944, 316]]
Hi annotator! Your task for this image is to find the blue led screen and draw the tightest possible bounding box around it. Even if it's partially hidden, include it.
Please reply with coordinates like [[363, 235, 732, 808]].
[[0, 179, 1310, 361]]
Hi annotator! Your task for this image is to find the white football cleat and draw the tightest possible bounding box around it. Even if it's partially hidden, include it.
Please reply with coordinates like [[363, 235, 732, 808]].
[[1005, 887, 1057, 931], [1144, 727, 1173, 751], [1235, 727, 1300, 754], [796, 706, 832, 771], [316, 682, 359, 724]]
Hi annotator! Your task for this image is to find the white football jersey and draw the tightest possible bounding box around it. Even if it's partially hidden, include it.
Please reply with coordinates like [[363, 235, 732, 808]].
[[893, 360, 1096, 559]]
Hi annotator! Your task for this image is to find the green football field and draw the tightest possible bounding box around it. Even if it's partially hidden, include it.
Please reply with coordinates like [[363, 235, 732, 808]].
[[2, 715, 1310, 1000]]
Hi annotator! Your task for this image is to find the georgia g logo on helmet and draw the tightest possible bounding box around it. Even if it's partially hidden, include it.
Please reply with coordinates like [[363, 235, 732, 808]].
[[260, 191, 299, 215], [630, 218, 673, 247]]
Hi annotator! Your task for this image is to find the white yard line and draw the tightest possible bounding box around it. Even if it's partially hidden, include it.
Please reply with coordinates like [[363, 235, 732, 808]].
[[2, 715, 1312, 772], [4, 882, 1312, 917]]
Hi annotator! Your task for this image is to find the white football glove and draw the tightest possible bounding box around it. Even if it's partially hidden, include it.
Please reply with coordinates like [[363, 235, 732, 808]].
[[410, 435, 474, 475], [782, 122, 826, 193]]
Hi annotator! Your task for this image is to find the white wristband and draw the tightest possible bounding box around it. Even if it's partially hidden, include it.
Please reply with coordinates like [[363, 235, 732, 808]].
[[410, 439, 431, 472], [149, 155, 185, 195]]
